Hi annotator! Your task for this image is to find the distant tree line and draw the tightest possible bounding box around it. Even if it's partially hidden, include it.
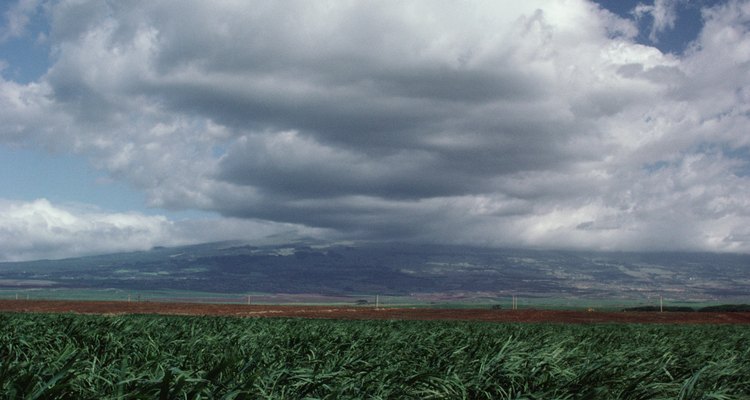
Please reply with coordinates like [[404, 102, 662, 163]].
[[622, 304, 750, 312]]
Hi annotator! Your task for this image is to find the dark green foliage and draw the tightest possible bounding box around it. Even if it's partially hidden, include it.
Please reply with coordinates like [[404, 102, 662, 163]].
[[622, 306, 696, 312], [1, 313, 749, 399], [698, 304, 750, 312], [623, 304, 750, 312]]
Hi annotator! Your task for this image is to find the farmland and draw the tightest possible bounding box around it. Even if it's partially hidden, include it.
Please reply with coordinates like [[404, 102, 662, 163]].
[[1, 311, 749, 399], [2, 299, 750, 324]]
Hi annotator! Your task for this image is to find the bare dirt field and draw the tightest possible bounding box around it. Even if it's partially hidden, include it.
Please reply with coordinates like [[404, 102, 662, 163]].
[[2, 299, 750, 324]]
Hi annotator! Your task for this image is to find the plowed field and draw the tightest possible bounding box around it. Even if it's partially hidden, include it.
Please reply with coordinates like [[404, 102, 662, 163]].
[[2, 299, 750, 324]]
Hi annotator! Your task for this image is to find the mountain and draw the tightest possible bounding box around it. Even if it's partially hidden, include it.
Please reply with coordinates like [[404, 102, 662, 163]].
[[1, 241, 749, 301]]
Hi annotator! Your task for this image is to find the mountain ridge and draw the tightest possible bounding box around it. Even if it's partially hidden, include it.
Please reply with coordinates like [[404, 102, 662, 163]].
[[1, 241, 749, 301]]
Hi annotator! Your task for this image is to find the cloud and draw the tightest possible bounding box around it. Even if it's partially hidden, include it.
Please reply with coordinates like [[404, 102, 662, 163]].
[[2, 0, 750, 255], [0, 198, 171, 261], [633, 0, 679, 42], [0, 0, 42, 42], [0, 198, 325, 261]]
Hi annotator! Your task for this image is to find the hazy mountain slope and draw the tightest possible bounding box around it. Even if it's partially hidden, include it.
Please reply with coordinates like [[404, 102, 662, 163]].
[[1, 241, 749, 300]]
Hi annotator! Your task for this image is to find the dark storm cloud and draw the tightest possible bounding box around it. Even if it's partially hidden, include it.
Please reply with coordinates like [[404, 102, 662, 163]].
[[4, 0, 750, 256], [217, 135, 478, 200], [103, 1, 589, 215], [34, 0, 670, 236]]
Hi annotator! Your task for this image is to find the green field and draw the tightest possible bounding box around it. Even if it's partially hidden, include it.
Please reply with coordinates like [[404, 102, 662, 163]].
[[2, 288, 745, 312], [1, 313, 749, 399]]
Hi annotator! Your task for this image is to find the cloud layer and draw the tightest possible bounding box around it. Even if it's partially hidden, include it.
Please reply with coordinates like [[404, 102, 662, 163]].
[[0, 198, 323, 261], [2, 0, 750, 258]]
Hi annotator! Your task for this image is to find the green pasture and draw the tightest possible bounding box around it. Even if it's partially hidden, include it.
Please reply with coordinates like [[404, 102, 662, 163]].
[[0, 288, 747, 312]]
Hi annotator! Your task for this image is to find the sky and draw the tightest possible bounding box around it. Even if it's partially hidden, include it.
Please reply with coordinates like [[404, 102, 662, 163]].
[[1, 0, 750, 261]]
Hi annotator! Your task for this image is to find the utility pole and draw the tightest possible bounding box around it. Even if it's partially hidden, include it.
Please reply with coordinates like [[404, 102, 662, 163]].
[[660, 295, 663, 313]]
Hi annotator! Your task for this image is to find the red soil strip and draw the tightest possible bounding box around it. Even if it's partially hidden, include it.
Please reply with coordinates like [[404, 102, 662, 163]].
[[1, 300, 750, 324]]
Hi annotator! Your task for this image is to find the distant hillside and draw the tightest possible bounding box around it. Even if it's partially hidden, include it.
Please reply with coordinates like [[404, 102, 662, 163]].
[[1, 241, 749, 300]]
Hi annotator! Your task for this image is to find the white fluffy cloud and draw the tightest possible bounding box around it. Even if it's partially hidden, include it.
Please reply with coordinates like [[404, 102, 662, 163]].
[[0, 198, 325, 261], [2, 0, 750, 258], [0, 198, 172, 260]]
